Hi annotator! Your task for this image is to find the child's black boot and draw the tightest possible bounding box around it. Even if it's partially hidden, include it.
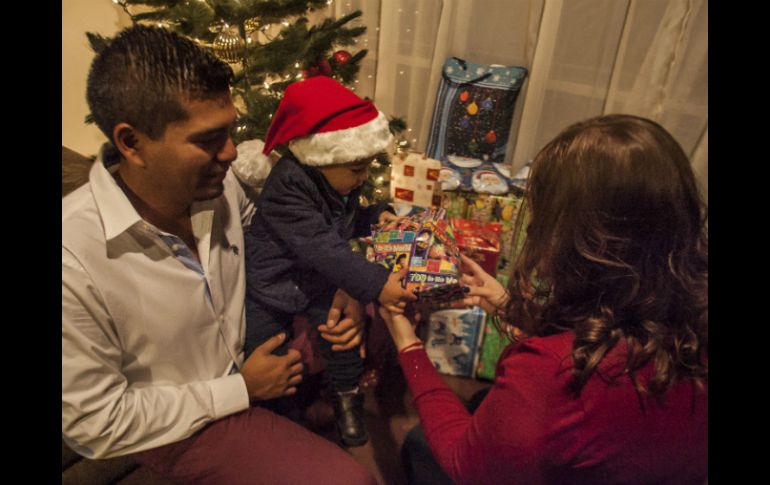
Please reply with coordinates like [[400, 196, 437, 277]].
[[331, 387, 368, 446]]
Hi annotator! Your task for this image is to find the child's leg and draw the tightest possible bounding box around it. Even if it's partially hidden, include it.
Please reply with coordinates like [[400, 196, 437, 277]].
[[244, 298, 292, 359], [306, 289, 368, 446], [245, 299, 303, 421], [305, 292, 364, 392]]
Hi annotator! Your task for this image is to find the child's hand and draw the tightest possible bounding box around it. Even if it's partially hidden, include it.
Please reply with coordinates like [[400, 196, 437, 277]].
[[378, 267, 418, 314], [378, 210, 400, 225]]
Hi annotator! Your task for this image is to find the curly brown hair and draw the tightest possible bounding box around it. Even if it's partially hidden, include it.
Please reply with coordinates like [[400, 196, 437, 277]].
[[505, 114, 708, 397]]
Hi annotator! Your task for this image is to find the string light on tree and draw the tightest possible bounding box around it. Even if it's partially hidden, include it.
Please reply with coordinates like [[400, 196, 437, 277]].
[[86, 0, 408, 196]]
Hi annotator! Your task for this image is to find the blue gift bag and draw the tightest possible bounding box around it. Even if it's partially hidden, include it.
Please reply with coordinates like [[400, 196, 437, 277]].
[[426, 57, 528, 164]]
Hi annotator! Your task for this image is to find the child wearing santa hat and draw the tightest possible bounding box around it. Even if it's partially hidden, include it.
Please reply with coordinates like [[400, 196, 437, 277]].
[[238, 76, 416, 446]]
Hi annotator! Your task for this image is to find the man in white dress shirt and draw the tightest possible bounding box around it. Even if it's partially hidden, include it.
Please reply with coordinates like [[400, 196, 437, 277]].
[[62, 25, 376, 484]]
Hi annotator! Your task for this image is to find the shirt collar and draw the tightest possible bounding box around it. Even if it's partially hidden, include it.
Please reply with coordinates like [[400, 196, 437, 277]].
[[89, 144, 145, 242], [89, 144, 216, 244]]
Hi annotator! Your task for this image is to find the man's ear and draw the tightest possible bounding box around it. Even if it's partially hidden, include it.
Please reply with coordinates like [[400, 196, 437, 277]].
[[113, 123, 146, 168]]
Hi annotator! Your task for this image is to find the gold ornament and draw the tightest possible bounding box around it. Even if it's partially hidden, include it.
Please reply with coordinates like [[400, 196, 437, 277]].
[[213, 28, 245, 63], [244, 17, 260, 34]]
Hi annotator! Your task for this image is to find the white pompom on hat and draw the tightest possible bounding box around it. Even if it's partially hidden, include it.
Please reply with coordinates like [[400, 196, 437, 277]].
[[262, 76, 393, 167], [230, 138, 278, 188]]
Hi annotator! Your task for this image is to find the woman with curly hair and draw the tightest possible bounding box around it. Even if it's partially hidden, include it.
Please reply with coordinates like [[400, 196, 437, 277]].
[[380, 114, 708, 484]]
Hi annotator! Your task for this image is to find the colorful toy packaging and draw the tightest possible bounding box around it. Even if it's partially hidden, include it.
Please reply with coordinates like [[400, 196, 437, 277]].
[[370, 207, 465, 308]]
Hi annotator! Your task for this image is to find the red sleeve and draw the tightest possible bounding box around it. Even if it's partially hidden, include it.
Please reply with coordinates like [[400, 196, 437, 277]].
[[397, 341, 571, 484]]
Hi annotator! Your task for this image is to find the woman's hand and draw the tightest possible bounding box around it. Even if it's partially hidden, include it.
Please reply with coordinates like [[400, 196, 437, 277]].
[[378, 306, 421, 352], [458, 254, 509, 316]]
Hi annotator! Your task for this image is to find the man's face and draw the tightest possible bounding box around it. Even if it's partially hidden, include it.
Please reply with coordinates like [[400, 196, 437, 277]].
[[318, 158, 373, 196], [135, 93, 238, 203]]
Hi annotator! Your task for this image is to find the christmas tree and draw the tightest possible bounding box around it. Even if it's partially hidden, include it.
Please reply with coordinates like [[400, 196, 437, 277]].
[[88, 0, 406, 204]]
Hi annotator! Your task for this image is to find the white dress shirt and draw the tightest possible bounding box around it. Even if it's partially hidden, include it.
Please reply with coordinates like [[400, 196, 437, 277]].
[[62, 154, 256, 459]]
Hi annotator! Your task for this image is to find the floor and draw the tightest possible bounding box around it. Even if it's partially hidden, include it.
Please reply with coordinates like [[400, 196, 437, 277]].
[[302, 361, 491, 485]]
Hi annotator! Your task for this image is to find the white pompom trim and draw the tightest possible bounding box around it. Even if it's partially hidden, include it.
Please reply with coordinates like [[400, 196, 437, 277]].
[[231, 138, 277, 188], [288, 111, 393, 166]]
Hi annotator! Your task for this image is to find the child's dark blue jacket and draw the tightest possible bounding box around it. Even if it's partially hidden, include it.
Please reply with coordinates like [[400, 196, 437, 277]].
[[244, 154, 392, 313]]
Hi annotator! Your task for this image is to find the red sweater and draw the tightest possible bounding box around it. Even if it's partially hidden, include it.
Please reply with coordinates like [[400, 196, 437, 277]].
[[398, 332, 708, 484]]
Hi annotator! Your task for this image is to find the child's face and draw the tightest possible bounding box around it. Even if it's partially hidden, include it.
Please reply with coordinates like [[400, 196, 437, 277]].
[[319, 158, 373, 196]]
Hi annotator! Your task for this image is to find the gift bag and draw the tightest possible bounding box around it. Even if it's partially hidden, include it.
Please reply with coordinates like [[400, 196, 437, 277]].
[[426, 57, 528, 164]]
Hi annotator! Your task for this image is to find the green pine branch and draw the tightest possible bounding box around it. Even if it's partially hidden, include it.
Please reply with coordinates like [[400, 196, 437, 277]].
[[89, 1, 408, 154]]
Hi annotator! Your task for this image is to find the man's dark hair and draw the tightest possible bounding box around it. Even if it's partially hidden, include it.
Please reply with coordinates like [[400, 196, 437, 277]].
[[86, 25, 234, 143]]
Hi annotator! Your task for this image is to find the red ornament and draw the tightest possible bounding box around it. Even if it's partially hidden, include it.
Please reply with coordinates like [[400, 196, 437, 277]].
[[459, 91, 469, 102], [317, 58, 332, 76], [333, 50, 352, 65], [484, 130, 497, 143]]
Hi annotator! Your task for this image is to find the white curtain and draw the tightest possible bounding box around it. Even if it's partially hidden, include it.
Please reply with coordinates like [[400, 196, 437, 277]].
[[330, 0, 708, 201]]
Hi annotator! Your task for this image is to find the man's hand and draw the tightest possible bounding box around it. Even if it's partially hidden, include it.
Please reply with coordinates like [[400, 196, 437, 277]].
[[319, 289, 366, 357], [377, 267, 418, 314], [239, 333, 303, 402], [456, 254, 509, 315]]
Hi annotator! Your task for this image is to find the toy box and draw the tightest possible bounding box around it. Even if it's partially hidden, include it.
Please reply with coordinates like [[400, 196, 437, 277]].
[[370, 207, 465, 307]]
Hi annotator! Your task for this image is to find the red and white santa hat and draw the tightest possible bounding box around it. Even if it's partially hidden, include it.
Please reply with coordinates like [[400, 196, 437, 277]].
[[262, 76, 393, 166]]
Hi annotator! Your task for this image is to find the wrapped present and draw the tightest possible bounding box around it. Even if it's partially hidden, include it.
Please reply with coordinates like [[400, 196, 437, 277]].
[[476, 315, 509, 381], [475, 272, 526, 380], [371, 207, 464, 308], [424, 306, 486, 377], [466, 193, 522, 225], [439, 156, 516, 195], [510, 160, 532, 194], [390, 151, 443, 209], [450, 218, 502, 276], [466, 193, 524, 264], [440, 191, 471, 219]]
